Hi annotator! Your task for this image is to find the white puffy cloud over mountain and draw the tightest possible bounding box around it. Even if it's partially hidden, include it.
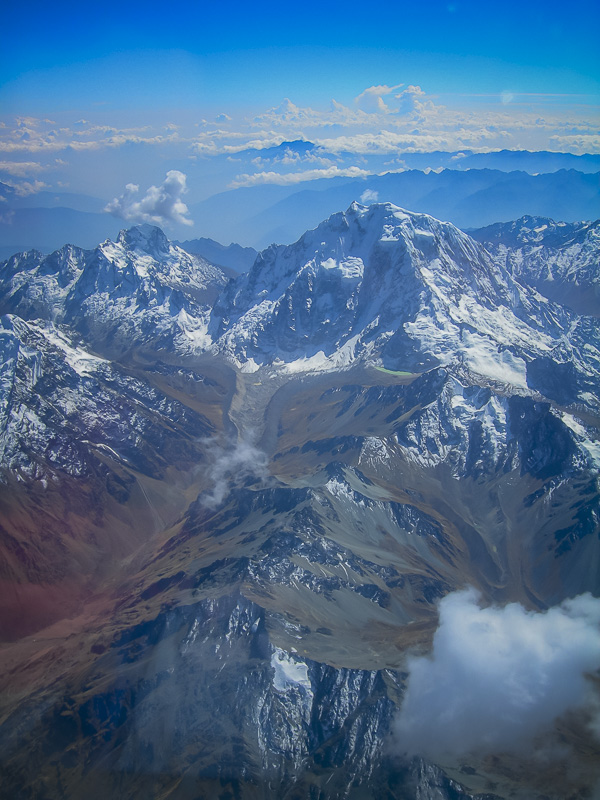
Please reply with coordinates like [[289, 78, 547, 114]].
[[105, 170, 193, 227]]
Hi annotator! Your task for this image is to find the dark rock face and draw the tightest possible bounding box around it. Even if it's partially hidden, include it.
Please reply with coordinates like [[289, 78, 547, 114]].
[[508, 397, 577, 480], [525, 357, 579, 406], [0, 210, 599, 799]]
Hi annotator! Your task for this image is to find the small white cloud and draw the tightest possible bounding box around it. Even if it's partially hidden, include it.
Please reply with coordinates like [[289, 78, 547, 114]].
[[104, 170, 193, 227], [501, 90, 515, 105], [359, 189, 378, 204], [0, 209, 15, 223], [393, 85, 430, 115], [201, 436, 270, 508], [395, 588, 600, 761], [0, 161, 46, 178], [215, 113, 232, 123], [355, 84, 403, 113], [3, 179, 48, 196], [230, 165, 369, 188]]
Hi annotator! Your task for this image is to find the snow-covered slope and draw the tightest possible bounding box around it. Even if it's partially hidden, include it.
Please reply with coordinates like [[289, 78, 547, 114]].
[[211, 203, 599, 411], [471, 215, 600, 317], [0, 223, 229, 356], [1, 207, 599, 800]]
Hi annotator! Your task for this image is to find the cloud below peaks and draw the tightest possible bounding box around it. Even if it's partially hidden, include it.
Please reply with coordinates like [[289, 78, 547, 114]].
[[201, 436, 270, 508], [395, 587, 600, 761], [229, 165, 369, 188]]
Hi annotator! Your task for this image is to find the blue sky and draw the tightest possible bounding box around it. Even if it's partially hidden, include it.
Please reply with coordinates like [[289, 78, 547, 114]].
[[0, 0, 598, 219], [2, 0, 599, 112]]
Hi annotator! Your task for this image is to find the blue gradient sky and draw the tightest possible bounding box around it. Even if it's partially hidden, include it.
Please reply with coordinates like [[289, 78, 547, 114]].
[[0, 0, 598, 211], [2, 0, 599, 113]]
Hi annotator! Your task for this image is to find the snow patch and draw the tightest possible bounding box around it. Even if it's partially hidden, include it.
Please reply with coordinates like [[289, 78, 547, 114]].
[[460, 331, 528, 388], [177, 308, 211, 349], [271, 647, 311, 692], [561, 412, 600, 468], [359, 436, 390, 466], [321, 256, 364, 280], [40, 326, 109, 376]]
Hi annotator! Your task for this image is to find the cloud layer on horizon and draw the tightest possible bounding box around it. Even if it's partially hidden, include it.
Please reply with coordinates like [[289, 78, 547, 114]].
[[0, 85, 598, 200]]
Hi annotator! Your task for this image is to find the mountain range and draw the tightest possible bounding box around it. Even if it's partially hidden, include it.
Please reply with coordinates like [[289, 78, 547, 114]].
[[0, 204, 598, 799], [1, 158, 598, 256]]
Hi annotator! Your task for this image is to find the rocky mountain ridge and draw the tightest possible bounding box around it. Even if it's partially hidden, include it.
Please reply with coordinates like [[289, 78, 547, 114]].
[[0, 204, 598, 799]]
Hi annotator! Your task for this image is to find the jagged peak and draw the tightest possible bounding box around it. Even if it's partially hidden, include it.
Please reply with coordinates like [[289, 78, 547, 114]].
[[314, 201, 470, 246], [116, 223, 171, 256]]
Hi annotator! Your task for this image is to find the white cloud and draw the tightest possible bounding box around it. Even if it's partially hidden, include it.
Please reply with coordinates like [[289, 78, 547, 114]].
[[0, 160, 47, 177], [313, 130, 446, 155], [393, 84, 431, 115], [253, 98, 314, 127], [193, 133, 288, 157], [0, 118, 184, 154], [250, 146, 334, 170], [253, 98, 374, 131], [201, 436, 270, 508], [105, 170, 193, 227], [395, 588, 600, 760], [549, 134, 600, 154], [359, 189, 379, 204], [355, 84, 403, 113], [314, 126, 511, 155], [2, 179, 48, 196], [229, 165, 369, 188]]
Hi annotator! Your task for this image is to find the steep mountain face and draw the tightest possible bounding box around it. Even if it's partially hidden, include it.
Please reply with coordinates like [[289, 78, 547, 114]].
[[0, 312, 227, 639], [0, 208, 598, 800], [212, 203, 599, 415], [0, 224, 229, 358], [471, 215, 600, 317]]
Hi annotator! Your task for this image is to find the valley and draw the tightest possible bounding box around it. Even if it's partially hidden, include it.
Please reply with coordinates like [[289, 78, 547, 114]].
[[0, 204, 598, 799]]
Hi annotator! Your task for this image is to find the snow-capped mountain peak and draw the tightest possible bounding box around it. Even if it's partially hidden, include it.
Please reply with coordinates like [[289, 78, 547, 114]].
[[115, 222, 171, 256], [0, 225, 230, 358], [209, 203, 597, 409]]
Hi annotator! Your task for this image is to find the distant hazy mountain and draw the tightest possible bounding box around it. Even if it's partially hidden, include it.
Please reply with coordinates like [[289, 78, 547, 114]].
[[439, 149, 600, 173], [190, 168, 600, 248], [176, 236, 257, 274], [212, 143, 600, 179], [2, 188, 105, 212], [0, 206, 124, 259], [3, 156, 598, 256]]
